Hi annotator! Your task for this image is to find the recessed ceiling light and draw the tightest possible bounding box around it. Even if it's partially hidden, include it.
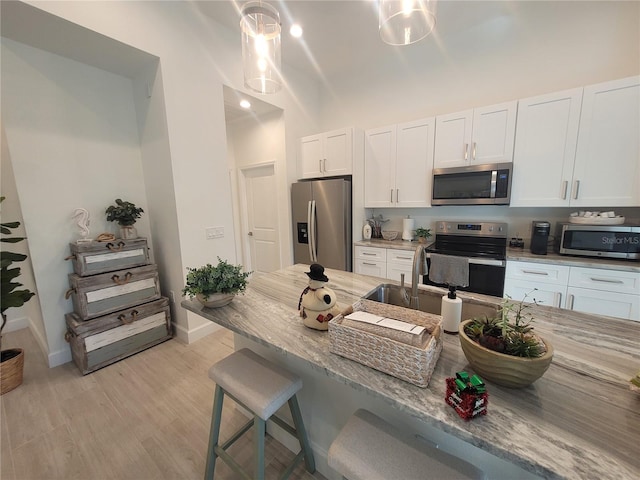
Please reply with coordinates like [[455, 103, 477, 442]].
[[240, 99, 251, 109], [290, 24, 303, 38]]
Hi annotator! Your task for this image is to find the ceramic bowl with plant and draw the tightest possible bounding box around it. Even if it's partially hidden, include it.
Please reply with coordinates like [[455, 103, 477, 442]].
[[182, 257, 251, 308], [105, 199, 144, 240], [415, 227, 432, 243], [459, 290, 553, 388]]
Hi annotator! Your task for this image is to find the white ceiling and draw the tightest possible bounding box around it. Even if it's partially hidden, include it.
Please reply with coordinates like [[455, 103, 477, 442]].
[[196, 0, 514, 80]]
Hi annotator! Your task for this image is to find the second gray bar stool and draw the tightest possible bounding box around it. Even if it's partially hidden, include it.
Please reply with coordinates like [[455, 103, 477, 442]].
[[204, 348, 315, 480]]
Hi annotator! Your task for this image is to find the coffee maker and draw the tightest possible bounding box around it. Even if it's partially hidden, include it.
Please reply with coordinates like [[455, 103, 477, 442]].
[[530, 221, 551, 255]]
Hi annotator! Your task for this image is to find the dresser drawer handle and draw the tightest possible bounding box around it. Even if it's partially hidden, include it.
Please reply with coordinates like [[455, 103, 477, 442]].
[[118, 309, 138, 324], [106, 241, 126, 252], [522, 270, 549, 276], [64, 254, 76, 261], [64, 288, 76, 300], [589, 277, 623, 284], [111, 272, 133, 285]]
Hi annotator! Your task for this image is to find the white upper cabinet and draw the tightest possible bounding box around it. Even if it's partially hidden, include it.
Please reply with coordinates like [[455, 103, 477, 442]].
[[299, 127, 353, 179], [433, 101, 517, 168], [510, 88, 583, 207], [364, 117, 435, 208], [571, 76, 640, 207]]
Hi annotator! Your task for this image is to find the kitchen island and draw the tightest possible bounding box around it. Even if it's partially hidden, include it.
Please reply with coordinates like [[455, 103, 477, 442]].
[[183, 264, 639, 480]]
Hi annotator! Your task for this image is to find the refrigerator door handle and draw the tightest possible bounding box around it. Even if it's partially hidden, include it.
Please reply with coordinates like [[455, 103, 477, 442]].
[[310, 200, 318, 262], [307, 201, 314, 262]]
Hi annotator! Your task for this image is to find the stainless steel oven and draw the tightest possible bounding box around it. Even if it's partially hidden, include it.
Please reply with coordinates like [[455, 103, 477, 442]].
[[425, 221, 508, 297]]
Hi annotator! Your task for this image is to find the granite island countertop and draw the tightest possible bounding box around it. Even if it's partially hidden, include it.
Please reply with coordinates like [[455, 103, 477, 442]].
[[182, 264, 640, 480]]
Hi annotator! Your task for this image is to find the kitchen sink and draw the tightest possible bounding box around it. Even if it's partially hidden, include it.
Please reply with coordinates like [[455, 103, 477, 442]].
[[362, 283, 498, 319]]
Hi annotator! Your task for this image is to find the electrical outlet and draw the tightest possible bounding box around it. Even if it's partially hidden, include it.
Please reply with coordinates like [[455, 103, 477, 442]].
[[206, 226, 224, 239], [169, 290, 175, 303]]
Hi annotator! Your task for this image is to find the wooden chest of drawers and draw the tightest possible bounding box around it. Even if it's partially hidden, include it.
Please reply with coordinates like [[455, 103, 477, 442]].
[[65, 297, 171, 375]]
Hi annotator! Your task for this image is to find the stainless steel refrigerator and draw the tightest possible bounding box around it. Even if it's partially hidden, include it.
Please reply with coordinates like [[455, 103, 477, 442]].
[[291, 178, 352, 271]]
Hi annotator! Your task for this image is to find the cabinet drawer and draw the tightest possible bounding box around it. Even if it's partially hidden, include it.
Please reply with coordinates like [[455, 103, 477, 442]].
[[386, 263, 413, 283], [354, 258, 386, 279], [505, 261, 570, 285], [355, 245, 387, 262], [68, 264, 161, 320], [68, 238, 149, 276], [387, 249, 414, 265], [65, 297, 172, 374], [568, 267, 640, 295], [567, 287, 639, 321]]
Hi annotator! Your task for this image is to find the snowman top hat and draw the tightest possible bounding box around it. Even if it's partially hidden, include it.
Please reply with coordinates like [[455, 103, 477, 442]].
[[306, 263, 329, 282]]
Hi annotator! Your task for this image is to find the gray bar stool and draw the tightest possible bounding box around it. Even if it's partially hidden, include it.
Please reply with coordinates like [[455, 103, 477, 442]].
[[204, 348, 315, 480], [328, 409, 486, 480]]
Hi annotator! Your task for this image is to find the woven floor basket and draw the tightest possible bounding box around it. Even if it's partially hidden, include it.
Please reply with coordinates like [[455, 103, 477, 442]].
[[1, 348, 25, 395], [329, 300, 442, 388]]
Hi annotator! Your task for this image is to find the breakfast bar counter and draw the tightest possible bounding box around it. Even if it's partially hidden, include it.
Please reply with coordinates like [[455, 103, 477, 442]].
[[182, 264, 639, 480]]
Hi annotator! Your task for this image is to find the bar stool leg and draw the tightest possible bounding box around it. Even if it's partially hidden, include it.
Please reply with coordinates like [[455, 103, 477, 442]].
[[204, 385, 225, 480], [254, 416, 266, 480], [288, 396, 316, 473]]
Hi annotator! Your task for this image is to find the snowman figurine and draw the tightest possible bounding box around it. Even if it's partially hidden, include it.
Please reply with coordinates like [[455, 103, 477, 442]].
[[298, 264, 341, 331]]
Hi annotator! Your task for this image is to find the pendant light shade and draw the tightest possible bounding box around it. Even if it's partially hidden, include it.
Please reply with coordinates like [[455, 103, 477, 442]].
[[379, 0, 437, 46], [240, 1, 282, 94]]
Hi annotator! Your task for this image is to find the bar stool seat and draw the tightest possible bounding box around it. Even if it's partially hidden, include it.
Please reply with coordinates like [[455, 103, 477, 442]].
[[205, 348, 315, 480], [328, 409, 486, 480]]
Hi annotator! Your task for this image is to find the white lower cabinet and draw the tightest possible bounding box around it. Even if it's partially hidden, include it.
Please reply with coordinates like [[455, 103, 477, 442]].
[[354, 246, 386, 279], [505, 261, 640, 321], [386, 249, 414, 283]]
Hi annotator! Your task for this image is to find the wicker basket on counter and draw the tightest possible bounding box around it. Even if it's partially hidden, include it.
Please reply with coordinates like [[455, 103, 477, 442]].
[[328, 299, 442, 388]]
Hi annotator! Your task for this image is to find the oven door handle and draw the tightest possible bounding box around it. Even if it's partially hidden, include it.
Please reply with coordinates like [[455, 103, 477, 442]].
[[468, 258, 506, 267]]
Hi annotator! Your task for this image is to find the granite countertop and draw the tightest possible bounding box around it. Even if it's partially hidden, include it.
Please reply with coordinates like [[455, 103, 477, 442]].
[[355, 239, 640, 272], [182, 264, 640, 480]]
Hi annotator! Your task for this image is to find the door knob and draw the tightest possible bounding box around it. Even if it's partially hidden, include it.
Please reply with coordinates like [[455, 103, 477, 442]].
[[248, 231, 253, 236]]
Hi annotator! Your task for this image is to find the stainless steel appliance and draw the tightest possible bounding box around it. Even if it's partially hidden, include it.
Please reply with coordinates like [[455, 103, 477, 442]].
[[555, 223, 640, 260], [530, 221, 551, 255], [291, 178, 352, 271], [425, 221, 508, 297], [432, 163, 512, 205]]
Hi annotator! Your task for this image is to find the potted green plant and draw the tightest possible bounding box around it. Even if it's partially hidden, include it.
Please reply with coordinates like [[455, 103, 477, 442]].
[[1, 197, 36, 395], [182, 257, 251, 308], [105, 198, 144, 240], [458, 290, 553, 388], [415, 227, 432, 243]]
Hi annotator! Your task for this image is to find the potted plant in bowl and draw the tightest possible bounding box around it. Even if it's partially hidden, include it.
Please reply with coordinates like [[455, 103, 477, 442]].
[[415, 227, 432, 243], [1, 197, 36, 395], [458, 291, 553, 388], [105, 198, 144, 240], [182, 257, 251, 308]]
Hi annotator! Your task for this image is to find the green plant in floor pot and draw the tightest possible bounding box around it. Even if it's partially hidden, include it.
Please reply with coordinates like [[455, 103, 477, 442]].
[[182, 257, 251, 308], [105, 198, 144, 240], [459, 291, 553, 388], [1, 197, 36, 395]]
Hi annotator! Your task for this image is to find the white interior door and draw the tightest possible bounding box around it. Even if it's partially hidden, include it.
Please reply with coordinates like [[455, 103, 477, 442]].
[[241, 163, 281, 274]]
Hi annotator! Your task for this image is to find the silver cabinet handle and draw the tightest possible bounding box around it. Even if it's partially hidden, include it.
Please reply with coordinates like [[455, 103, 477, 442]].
[[362, 252, 377, 256], [590, 277, 624, 284], [472, 142, 477, 160], [522, 270, 549, 276], [323, 158, 327, 172], [464, 143, 469, 161], [554, 292, 562, 308], [567, 294, 575, 310], [396, 189, 399, 203], [363, 262, 377, 266], [319, 159, 322, 173], [390, 189, 393, 202], [572, 180, 580, 200], [561, 180, 568, 200], [396, 256, 413, 260]]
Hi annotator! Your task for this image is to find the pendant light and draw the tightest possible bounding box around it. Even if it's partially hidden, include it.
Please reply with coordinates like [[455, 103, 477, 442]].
[[240, 1, 282, 94], [379, 0, 437, 46]]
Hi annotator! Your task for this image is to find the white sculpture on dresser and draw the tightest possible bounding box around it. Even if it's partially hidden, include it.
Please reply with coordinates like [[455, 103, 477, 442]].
[[298, 264, 341, 331], [72, 208, 92, 244]]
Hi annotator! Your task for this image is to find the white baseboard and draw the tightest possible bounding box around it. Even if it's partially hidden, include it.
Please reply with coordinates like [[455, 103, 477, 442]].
[[172, 320, 222, 344], [3, 315, 29, 332]]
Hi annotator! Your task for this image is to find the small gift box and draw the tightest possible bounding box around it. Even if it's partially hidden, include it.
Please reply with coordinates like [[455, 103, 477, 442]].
[[445, 371, 488, 420]]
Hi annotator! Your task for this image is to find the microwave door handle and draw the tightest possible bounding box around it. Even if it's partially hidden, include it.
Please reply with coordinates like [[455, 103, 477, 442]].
[[490, 170, 497, 198]]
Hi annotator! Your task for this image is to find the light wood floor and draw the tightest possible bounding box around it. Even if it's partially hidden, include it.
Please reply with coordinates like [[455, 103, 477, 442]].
[[1, 327, 327, 480]]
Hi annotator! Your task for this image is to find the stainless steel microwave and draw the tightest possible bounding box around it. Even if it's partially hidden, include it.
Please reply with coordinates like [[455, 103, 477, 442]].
[[555, 223, 640, 260], [432, 163, 512, 205]]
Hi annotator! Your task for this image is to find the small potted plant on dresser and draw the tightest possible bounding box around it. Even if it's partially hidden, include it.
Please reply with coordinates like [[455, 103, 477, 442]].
[[458, 291, 553, 388], [415, 227, 432, 243], [182, 257, 251, 308], [105, 198, 144, 240], [1, 197, 36, 395]]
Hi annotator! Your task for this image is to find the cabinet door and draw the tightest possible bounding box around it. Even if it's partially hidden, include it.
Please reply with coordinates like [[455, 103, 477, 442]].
[[571, 76, 640, 207], [299, 134, 323, 179], [324, 128, 353, 177], [471, 101, 517, 164], [433, 109, 473, 168], [354, 258, 387, 278], [567, 287, 639, 321], [504, 279, 566, 309], [395, 117, 435, 208], [510, 88, 583, 207], [364, 126, 396, 207], [386, 262, 413, 283]]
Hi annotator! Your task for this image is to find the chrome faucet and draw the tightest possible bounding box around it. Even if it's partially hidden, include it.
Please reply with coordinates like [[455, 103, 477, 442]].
[[410, 244, 428, 309]]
